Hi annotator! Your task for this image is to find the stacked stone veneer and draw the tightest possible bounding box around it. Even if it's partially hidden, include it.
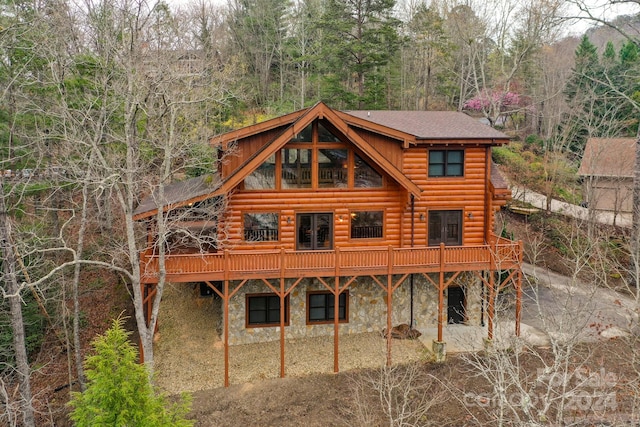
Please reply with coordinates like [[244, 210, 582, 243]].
[[224, 272, 483, 345]]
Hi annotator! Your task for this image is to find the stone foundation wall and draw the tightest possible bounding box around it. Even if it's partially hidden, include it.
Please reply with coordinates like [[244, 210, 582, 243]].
[[224, 273, 483, 345]]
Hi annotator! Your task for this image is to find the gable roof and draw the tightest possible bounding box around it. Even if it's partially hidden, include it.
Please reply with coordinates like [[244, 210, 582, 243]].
[[342, 110, 510, 142], [578, 137, 636, 178], [214, 102, 421, 198], [134, 102, 510, 219]]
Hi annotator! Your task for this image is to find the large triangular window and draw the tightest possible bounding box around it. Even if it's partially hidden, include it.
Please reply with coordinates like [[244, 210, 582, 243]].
[[243, 121, 384, 190]]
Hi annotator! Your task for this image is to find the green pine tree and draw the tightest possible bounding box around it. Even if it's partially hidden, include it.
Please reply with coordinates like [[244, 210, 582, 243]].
[[68, 318, 194, 427]]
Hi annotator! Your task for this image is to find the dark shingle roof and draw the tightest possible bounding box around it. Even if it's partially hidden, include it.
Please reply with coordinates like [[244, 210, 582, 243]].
[[578, 138, 636, 178], [345, 111, 509, 140], [133, 174, 220, 218]]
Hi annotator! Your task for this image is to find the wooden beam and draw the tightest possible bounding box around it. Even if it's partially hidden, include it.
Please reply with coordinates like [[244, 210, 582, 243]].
[[334, 276, 340, 373], [386, 246, 393, 366], [223, 279, 230, 387], [280, 248, 286, 378], [437, 243, 445, 342]]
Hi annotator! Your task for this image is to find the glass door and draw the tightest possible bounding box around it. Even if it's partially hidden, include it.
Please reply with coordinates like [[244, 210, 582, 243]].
[[296, 213, 333, 250]]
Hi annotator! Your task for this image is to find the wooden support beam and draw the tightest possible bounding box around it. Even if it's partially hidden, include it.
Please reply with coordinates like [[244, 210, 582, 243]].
[[334, 247, 341, 373], [386, 246, 393, 366], [280, 248, 286, 378], [437, 243, 445, 342], [223, 279, 230, 387], [334, 276, 340, 373], [223, 249, 230, 387]]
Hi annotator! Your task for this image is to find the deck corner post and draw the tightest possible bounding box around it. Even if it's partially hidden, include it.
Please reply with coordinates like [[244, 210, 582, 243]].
[[437, 274, 444, 342], [223, 279, 230, 387], [386, 273, 392, 367], [280, 279, 286, 378], [334, 276, 340, 373]]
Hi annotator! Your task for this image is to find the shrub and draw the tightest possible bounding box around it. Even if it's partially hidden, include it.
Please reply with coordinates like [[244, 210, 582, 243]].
[[69, 317, 194, 427]]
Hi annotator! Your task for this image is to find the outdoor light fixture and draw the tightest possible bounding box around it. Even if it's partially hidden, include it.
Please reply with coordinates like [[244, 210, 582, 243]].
[[287, 216, 292, 224], [419, 213, 425, 221], [467, 212, 474, 220]]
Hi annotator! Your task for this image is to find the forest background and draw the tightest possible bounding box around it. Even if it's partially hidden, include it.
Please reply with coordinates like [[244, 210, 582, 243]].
[[2, 0, 640, 425]]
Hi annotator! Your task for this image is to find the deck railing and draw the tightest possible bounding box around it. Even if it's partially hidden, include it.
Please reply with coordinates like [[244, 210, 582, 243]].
[[140, 236, 522, 283]]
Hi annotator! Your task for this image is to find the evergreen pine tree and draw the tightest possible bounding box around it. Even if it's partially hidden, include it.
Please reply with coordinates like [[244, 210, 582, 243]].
[[69, 318, 194, 427]]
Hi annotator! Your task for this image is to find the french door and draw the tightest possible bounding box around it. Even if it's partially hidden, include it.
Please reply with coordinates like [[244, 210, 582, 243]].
[[297, 213, 333, 250], [428, 210, 462, 246]]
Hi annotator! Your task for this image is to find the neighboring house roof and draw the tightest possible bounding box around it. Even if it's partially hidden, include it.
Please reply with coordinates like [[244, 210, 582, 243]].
[[578, 137, 636, 178], [133, 175, 219, 220], [343, 110, 510, 142]]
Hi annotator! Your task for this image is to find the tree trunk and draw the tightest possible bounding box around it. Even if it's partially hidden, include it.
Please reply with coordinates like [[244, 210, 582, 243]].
[[72, 182, 91, 391], [0, 187, 35, 427], [630, 135, 640, 289]]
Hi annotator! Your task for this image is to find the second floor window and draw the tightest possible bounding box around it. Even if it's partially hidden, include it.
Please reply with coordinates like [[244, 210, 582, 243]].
[[429, 150, 464, 177], [242, 120, 384, 190], [244, 212, 279, 241], [351, 211, 383, 239]]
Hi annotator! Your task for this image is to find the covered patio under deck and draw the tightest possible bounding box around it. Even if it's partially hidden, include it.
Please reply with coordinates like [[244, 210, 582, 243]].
[[141, 236, 523, 387]]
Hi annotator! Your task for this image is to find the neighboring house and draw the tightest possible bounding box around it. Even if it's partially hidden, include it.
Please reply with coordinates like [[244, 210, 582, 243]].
[[134, 102, 523, 385], [578, 138, 636, 216]]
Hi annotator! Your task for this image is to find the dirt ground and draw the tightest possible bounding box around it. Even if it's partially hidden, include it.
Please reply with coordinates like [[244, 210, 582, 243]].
[[185, 340, 640, 426], [154, 283, 427, 393]]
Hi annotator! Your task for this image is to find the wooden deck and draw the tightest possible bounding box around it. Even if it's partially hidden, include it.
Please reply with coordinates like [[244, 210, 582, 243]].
[[140, 237, 522, 284]]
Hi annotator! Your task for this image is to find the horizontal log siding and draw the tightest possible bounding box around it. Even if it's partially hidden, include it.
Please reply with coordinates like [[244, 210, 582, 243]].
[[402, 146, 488, 246], [224, 183, 406, 251]]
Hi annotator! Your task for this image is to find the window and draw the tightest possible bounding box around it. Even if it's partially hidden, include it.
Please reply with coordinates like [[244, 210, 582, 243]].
[[245, 154, 276, 189], [318, 149, 348, 188], [428, 150, 464, 177], [318, 122, 341, 142], [354, 154, 383, 187], [290, 124, 312, 142], [247, 294, 289, 327], [428, 210, 462, 246], [351, 211, 383, 239], [307, 291, 348, 323], [244, 213, 279, 241], [245, 120, 386, 190], [281, 148, 312, 188]]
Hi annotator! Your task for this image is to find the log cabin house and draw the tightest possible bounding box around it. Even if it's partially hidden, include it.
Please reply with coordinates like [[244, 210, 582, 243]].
[[134, 102, 523, 386]]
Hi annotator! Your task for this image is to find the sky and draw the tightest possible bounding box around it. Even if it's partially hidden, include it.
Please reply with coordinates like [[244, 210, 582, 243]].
[[564, 0, 640, 36], [161, 0, 640, 38]]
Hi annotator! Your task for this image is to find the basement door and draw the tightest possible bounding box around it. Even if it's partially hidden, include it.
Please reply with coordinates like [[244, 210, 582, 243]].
[[447, 286, 466, 324], [297, 213, 333, 250]]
